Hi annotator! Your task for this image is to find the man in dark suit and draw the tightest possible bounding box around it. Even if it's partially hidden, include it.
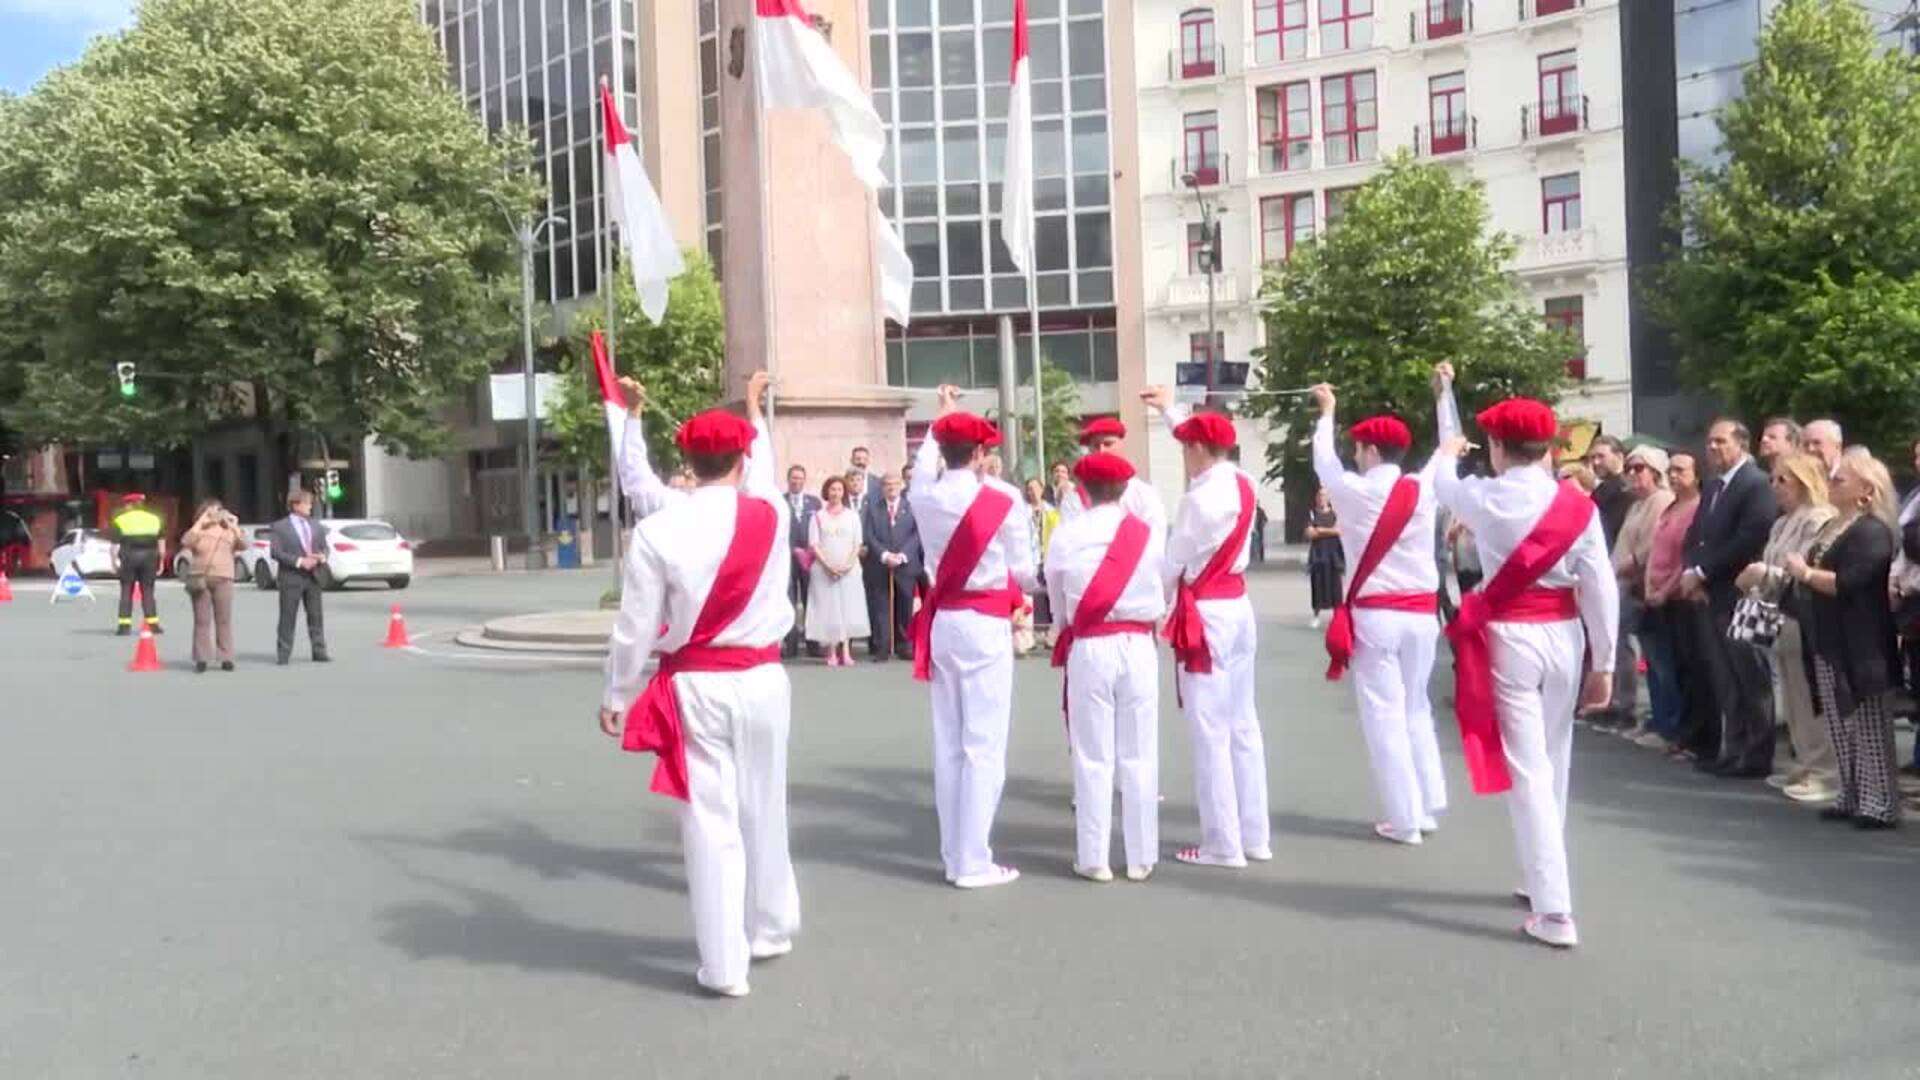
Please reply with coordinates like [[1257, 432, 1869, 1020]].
[[270, 490, 330, 665], [781, 465, 822, 659], [861, 470, 921, 661], [1680, 419, 1778, 776]]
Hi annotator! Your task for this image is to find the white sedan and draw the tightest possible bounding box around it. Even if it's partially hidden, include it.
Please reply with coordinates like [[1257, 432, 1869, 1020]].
[[316, 519, 413, 590], [49, 529, 117, 578], [171, 523, 272, 583]]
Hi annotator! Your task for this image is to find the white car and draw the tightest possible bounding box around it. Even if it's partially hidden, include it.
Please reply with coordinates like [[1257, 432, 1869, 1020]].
[[316, 518, 413, 590], [49, 528, 117, 578], [171, 522, 272, 583]]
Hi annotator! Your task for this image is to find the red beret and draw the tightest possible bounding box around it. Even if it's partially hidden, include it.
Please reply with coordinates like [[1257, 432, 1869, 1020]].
[[1476, 398, 1559, 443], [120, 493, 145, 505], [1348, 415, 1412, 451], [1072, 452, 1135, 485], [1172, 412, 1237, 449], [1077, 416, 1127, 446], [675, 409, 756, 457], [930, 412, 1001, 448]]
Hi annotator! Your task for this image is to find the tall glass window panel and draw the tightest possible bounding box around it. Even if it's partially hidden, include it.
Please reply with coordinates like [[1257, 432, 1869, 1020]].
[[1428, 72, 1467, 154], [1180, 9, 1217, 79], [1253, 0, 1307, 65], [1537, 50, 1579, 135], [1320, 0, 1372, 54], [1257, 81, 1311, 172], [1184, 110, 1220, 183], [1541, 173, 1581, 233]]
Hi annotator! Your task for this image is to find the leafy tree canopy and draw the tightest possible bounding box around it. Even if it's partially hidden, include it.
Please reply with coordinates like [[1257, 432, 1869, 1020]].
[[1654, 0, 1920, 456], [0, 0, 537, 458]]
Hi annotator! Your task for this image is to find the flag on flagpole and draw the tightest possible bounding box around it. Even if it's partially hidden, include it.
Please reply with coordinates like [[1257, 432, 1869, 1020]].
[[590, 330, 627, 456], [600, 84, 685, 325], [1002, 0, 1035, 276], [755, 0, 913, 325]]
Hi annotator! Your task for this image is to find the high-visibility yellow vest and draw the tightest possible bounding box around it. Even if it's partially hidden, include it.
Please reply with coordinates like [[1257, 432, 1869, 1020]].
[[111, 507, 163, 545]]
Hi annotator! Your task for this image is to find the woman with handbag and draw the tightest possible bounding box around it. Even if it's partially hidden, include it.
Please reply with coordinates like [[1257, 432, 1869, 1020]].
[[180, 498, 246, 673], [1784, 452, 1903, 829], [1611, 446, 1675, 741], [1735, 453, 1838, 802]]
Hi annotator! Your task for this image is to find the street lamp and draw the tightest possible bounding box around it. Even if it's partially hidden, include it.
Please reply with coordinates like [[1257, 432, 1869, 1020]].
[[1181, 172, 1226, 407], [492, 199, 568, 570]]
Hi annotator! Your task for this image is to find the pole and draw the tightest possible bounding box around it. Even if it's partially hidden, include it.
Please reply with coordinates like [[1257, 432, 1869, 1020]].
[[520, 221, 540, 571], [599, 76, 622, 580], [1026, 270, 1044, 481], [754, 50, 779, 431], [996, 314, 1019, 463]]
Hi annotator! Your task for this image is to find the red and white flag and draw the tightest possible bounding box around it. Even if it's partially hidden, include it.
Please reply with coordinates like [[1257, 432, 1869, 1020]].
[[600, 84, 684, 325], [755, 0, 912, 324], [1001, 0, 1034, 275], [589, 330, 627, 454]]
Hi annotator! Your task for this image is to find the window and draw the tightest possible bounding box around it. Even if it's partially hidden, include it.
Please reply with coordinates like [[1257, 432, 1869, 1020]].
[[1179, 9, 1216, 78], [1319, 0, 1373, 54], [1428, 72, 1466, 154], [1537, 50, 1579, 136], [1184, 110, 1220, 184], [1536, 0, 1577, 14], [1541, 173, 1581, 233], [1544, 296, 1586, 377], [1425, 0, 1464, 37], [1256, 81, 1312, 172], [1259, 193, 1315, 263], [1186, 222, 1219, 274], [1321, 72, 1376, 166], [1324, 186, 1358, 231], [1252, 0, 1307, 65]]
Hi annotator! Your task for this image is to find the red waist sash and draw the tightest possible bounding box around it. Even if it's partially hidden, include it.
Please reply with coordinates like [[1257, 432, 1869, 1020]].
[[912, 484, 1017, 681], [1491, 586, 1577, 623], [1166, 473, 1256, 676], [1354, 591, 1441, 614], [622, 643, 781, 801], [1323, 475, 1423, 681]]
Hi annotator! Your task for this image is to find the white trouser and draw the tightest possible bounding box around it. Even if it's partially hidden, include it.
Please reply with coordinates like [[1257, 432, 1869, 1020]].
[[1489, 619, 1581, 916], [675, 664, 799, 990], [929, 608, 1014, 880], [1177, 596, 1269, 859], [1350, 608, 1448, 833], [1066, 633, 1160, 871]]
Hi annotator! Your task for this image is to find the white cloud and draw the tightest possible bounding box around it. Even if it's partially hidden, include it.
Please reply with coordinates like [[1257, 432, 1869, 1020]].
[[0, 0, 137, 32]]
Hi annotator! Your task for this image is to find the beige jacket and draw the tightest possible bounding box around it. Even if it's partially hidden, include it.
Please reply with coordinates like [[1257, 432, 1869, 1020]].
[[181, 517, 246, 580], [1612, 488, 1674, 593]]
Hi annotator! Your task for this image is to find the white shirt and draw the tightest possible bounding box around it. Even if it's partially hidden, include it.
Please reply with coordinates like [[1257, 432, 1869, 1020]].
[[603, 420, 793, 712], [1057, 475, 1168, 536], [1044, 503, 1168, 628], [1156, 402, 1254, 598], [1310, 413, 1440, 597], [617, 411, 688, 519], [909, 435, 1040, 594]]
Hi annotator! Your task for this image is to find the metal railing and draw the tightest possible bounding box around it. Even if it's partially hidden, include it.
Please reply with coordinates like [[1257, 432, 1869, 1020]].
[[1521, 95, 1588, 140], [1409, 0, 1472, 42], [1519, 0, 1583, 20], [1414, 116, 1477, 156], [1167, 46, 1227, 82], [1171, 152, 1232, 191]]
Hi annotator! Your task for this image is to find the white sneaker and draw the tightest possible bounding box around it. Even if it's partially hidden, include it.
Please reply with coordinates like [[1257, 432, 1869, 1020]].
[[1784, 779, 1839, 804], [952, 864, 1021, 889], [1309, 614, 1322, 630], [1420, 815, 1441, 833], [750, 939, 793, 961], [1073, 863, 1114, 883], [1173, 846, 1247, 869], [1373, 822, 1423, 846], [697, 971, 751, 997], [1244, 846, 1274, 862], [1522, 913, 1578, 949], [1634, 731, 1671, 750], [1125, 864, 1154, 882], [1764, 773, 1794, 791]]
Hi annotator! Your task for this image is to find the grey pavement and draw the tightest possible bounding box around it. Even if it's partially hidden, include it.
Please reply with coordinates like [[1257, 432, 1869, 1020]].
[[3, 569, 1918, 1078]]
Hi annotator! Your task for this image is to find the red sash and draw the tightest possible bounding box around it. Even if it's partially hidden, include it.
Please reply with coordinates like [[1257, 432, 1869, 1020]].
[[1444, 480, 1595, 796], [911, 484, 1020, 682], [1323, 476, 1422, 680], [1051, 512, 1151, 668], [1165, 473, 1256, 675], [621, 494, 780, 802]]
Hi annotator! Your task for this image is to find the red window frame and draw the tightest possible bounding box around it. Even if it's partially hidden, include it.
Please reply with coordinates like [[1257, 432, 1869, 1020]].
[[1428, 72, 1466, 154], [1538, 50, 1579, 136], [1179, 9, 1217, 78], [1253, 0, 1308, 64], [1319, 0, 1373, 54], [1184, 111, 1220, 185], [1541, 173, 1581, 234], [1256, 81, 1312, 172], [1189, 331, 1226, 368], [1187, 222, 1212, 274], [1535, 0, 1577, 15], [1259, 192, 1315, 262], [1321, 71, 1377, 167], [1425, 0, 1464, 38], [1324, 186, 1357, 231], [1544, 296, 1586, 377]]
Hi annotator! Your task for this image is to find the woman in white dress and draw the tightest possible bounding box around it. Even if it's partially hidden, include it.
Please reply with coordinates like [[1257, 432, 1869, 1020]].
[[806, 475, 870, 666]]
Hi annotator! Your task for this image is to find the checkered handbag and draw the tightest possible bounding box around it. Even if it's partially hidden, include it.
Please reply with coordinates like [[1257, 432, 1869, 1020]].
[[1727, 589, 1783, 648]]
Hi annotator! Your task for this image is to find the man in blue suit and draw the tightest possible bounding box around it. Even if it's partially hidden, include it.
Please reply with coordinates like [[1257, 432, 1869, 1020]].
[[781, 465, 822, 659], [862, 469, 922, 661]]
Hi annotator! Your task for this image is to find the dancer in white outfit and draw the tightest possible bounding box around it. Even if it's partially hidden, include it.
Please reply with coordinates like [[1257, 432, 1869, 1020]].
[[1055, 416, 1168, 533], [1044, 452, 1167, 883], [908, 385, 1040, 889], [1142, 387, 1271, 869], [1308, 384, 1448, 845], [599, 372, 799, 996], [1430, 366, 1617, 949]]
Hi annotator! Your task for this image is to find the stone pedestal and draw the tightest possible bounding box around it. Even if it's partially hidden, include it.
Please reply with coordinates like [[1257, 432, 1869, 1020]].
[[718, 0, 912, 482]]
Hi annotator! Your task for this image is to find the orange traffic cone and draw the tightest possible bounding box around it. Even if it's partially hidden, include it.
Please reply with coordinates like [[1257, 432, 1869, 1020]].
[[128, 625, 163, 672], [0, 569, 12, 603], [382, 604, 412, 648]]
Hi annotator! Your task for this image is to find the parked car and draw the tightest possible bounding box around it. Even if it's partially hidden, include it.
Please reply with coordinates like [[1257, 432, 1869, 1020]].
[[316, 519, 413, 590], [240, 526, 277, 589], [171, 522, 270, 582], [49, 528, 116, 578]]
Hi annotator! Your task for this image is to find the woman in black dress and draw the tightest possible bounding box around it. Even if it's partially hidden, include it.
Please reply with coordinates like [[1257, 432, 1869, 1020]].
[[1305, 487, 1344, 629]]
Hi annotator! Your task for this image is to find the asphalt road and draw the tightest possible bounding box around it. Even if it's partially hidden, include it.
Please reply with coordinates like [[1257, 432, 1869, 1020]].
[[3, 567, 1918, 1079]]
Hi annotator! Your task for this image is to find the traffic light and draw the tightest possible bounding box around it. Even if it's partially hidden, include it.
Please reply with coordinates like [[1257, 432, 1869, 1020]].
[[323, 469, 343, 502], [115, 362, 136, 399]]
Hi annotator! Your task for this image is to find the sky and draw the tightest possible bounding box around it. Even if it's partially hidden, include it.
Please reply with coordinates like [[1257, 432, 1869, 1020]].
[[0, 0, 136, 94]]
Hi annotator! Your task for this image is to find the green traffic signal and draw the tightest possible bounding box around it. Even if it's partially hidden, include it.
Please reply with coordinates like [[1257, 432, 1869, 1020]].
[[326, 483, 344, 501], [118, 382, 136, 398]]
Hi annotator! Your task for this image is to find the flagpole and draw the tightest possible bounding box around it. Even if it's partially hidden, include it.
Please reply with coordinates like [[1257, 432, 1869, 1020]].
[[1026, 270, 1043, 481], [754, 45, 778, 432], [598, 75, 622, 583]]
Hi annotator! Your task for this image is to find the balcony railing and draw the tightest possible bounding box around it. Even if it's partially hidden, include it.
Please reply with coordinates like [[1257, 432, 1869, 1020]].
[[1168, 46, 1227, 82], [1410, 0, 1472, 42], [1163, 273, 1243, 309], [1258, 137, 1313, 174], [1520, 0, 1583, 20], [1517, 227, 1598, 271], [1172, 152, 1232, 191], [1414, 116, 1477, 156], [1176, 360, 1251, 392], [1522, 95, 1588, 140]]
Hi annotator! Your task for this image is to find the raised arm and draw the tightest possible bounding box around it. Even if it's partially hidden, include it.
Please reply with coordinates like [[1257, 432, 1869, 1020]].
[[614, 379, 680, 518], [1140, 383, 1189, 435], [1433, 362, 1462, 444], [911, 383, 960, 503], [741, 371, 779, 502], [1308, 383, 1347, 496]]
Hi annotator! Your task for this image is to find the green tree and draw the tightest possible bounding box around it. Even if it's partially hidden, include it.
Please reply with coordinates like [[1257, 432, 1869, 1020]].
[[1251, 154, 1574, 486], [0, 0, 536, 471], [1654, 0, 1920, 456], [991, 358, 1083, 480], [545, 252, 726, 478]]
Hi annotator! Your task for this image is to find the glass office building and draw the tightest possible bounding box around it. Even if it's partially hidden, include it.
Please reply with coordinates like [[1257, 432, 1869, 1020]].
[[417, 0, 640, 306]]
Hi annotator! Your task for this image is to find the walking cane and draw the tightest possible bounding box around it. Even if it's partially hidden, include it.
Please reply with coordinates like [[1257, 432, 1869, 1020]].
[[888, 570, 896, 658]]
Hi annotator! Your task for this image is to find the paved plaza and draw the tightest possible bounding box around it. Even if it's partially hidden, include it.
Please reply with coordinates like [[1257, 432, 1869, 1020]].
[[4, 568, 1919, 1078]]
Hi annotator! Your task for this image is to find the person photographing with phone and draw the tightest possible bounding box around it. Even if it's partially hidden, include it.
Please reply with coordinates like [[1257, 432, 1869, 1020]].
[[180, 499, 247, 673]]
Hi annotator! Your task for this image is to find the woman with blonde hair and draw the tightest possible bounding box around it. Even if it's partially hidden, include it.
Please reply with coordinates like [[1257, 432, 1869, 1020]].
[[180, 498, 246, 673], [1786, 451, 1903, 829], [1736, 453, 1839, 802]]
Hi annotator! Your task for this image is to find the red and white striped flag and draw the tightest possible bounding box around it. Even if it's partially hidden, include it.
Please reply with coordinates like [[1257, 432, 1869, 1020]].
[[589, 330, 626, 454], [600, 84, 684, 325], [1001, 0, 1034, 275], [755, 0, 912, 324]]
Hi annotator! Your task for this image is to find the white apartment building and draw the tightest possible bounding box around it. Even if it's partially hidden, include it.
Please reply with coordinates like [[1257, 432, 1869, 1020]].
[[1132, 0, 1630, 502]]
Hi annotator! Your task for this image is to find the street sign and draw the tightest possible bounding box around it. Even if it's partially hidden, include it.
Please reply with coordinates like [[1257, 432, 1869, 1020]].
[[51, 566, 94, 604]]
